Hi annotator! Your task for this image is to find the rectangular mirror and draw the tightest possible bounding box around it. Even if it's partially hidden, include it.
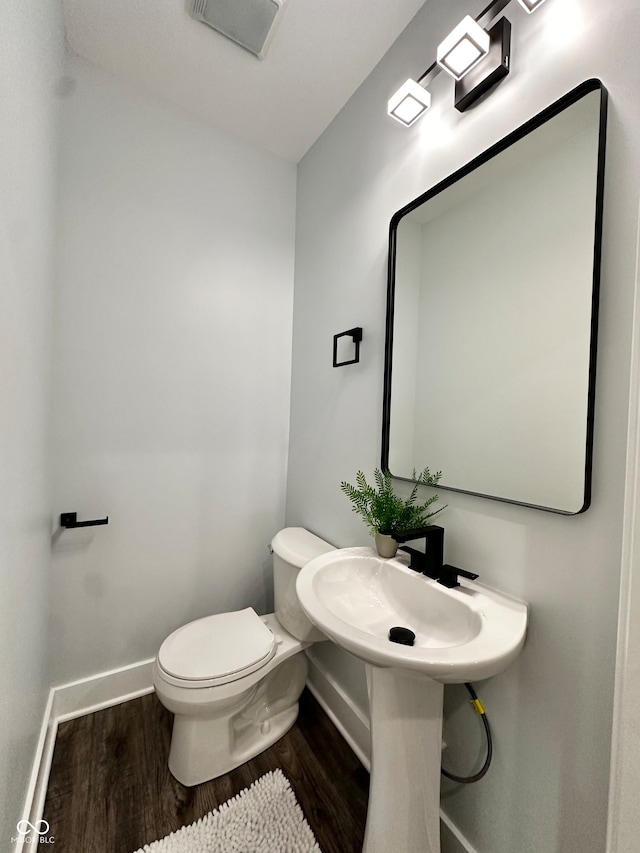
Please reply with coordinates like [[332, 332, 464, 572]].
[[382, 80, 607, 514]]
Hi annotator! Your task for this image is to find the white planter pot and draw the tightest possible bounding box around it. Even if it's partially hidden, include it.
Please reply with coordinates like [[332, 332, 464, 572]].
[[374, 532, 398, 558]]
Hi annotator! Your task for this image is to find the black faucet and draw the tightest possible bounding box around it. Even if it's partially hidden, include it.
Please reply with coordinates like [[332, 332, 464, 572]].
[[438, 564, 480, 589], [394, 525, 479, 588], [395, 526, 444, 578]]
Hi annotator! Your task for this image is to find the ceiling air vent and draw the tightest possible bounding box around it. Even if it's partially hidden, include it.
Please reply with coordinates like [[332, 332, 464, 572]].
[[191, 0, 286, 60]]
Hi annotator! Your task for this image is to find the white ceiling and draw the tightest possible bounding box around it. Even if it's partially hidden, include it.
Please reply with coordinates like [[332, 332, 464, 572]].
[[62, 0, 428, 163]]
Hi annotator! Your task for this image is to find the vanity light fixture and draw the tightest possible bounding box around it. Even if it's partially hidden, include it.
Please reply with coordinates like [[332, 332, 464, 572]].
[[436, 15, 491, 80], [388, 79, 431, 126], [387, 0, 550, 124]]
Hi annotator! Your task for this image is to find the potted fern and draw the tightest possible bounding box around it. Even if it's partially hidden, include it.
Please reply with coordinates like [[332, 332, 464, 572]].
[[340, 467, 445, 558]]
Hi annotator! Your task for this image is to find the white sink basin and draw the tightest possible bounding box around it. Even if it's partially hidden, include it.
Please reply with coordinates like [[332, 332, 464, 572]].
[[296, 546, 528, 853], [296, 546, 528, 683]]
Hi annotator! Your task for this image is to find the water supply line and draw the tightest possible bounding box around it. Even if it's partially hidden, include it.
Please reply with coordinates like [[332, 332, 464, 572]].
[[441, 683, 493, 784]]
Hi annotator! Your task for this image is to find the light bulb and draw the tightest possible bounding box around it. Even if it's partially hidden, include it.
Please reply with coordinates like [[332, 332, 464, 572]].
[[388, 79, 431, 127], [437, 15, 490, 80]]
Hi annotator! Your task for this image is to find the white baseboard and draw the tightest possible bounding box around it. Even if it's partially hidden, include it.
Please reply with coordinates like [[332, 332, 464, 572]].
[[305, 650, 477, 853], [52, 657, 155, 722], [13, 688, 56, 853], [441, 812, 479, 853], [16, 657, 155, 850]]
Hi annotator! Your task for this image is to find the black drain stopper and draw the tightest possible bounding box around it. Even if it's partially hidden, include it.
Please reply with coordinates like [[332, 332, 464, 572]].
[[388, 626, 416, 646]]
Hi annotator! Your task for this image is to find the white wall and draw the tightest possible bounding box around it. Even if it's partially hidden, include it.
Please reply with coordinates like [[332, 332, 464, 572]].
[[50, 57, 297, 684], [287, 1, 640, 851], [608, 200, 640, 853], [0, 0, 63, 841]]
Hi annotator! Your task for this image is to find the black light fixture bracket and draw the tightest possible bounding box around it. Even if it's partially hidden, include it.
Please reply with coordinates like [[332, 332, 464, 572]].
[[333, 327, 363, 367], [455, 17, 511, 112]]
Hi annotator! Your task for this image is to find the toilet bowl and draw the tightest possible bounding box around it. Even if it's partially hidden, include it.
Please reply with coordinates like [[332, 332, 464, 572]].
[[153, 527, 334, 786]]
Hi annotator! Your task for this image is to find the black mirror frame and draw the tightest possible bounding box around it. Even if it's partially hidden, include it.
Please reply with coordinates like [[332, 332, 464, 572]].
[[381, 79, 608, 515]]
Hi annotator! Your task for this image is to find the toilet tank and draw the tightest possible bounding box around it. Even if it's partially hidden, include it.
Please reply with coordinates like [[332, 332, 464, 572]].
[[271, 527, 335, 641]]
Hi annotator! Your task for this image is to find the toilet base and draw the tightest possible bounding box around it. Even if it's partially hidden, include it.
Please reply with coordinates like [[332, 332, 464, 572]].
[[165, 653, 308, 786], [168, 703, 300, 786]]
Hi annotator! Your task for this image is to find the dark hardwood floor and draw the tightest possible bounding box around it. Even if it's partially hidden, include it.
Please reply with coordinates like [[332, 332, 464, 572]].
[[43, 688, 369, 853]]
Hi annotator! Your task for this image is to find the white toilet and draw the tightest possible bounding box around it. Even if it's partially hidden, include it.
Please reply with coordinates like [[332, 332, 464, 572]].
[[152, 527, 334, 786]]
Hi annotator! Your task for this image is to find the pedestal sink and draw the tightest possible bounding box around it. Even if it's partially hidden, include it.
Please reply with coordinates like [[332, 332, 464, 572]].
[[296, 547, 528, 853]]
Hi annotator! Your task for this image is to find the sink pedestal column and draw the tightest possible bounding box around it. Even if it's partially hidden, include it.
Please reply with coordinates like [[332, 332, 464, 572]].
[[363, 664, 444, 853]]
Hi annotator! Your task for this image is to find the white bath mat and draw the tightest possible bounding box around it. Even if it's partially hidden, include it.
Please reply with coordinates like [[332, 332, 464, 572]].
[[133, 769, 321, 853]]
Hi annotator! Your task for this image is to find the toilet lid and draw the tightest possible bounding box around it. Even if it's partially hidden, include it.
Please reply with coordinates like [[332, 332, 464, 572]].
[[158, 608, 276, 682]]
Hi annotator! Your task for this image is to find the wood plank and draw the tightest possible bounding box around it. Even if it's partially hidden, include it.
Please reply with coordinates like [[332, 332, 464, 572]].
[[43, 688, 368, 853]]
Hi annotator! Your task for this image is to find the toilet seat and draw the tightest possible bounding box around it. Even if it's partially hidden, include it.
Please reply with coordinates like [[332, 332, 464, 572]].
[[157, 608, 277, 689]]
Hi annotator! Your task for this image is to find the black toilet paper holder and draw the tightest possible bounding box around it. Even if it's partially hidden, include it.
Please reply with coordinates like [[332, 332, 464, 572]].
[[60, 512, 109, 529]]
